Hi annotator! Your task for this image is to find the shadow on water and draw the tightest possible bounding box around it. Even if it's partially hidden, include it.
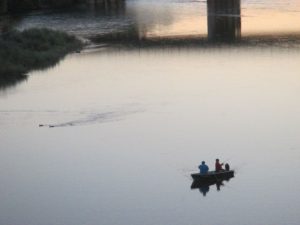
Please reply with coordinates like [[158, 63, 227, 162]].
[[191, 175, 234, 197]]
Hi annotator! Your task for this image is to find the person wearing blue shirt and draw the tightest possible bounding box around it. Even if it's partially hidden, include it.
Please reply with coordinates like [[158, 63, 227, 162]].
[[198, 161, 209, 174]]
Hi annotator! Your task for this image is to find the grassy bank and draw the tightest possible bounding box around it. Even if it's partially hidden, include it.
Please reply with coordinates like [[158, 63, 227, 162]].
[[0, 28, 83, 89]]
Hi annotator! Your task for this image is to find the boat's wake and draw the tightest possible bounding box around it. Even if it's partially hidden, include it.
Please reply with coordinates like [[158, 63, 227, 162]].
[[38, 109, 142, 128]]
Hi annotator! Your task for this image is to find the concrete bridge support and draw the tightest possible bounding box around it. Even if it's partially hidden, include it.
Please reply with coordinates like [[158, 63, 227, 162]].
[[0, 0, 7, 14], [207, 0, 241, 41]]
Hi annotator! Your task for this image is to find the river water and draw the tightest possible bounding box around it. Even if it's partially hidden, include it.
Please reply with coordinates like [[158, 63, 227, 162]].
[[1, 1, 300, 225]]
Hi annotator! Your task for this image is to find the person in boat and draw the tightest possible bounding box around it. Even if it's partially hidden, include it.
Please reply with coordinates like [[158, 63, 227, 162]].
[[225, 163, 230, 171], [215, 159, 224, 172], [198, 161, 209, 174]]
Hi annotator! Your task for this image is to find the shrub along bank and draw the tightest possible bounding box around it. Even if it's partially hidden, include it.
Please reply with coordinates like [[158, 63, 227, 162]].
[[0, 28, 83, 88]]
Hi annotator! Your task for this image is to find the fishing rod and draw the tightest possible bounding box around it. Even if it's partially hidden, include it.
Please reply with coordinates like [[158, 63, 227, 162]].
[[221, 157, 231, 164]]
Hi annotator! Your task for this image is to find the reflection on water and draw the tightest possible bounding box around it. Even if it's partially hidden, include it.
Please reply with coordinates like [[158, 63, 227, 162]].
[[191, 176, 234, 197], [1, 0, 299, 93], [87, 0, 300, 47], [191, 178, 231, 197], [0, 0, 299, 91], [90, 0, 241, 44], [1, 41, 300, 225], [4, 0, 298, 46], [0, 74, 27, 91]]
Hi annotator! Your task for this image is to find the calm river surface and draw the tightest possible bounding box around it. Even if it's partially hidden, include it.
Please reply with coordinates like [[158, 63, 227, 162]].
[[1, 0, 300, 225]]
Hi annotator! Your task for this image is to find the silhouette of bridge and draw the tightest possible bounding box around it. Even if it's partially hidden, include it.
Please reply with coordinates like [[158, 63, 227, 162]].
[[1, 0, 241, 41], [0, 0, 125, 13]]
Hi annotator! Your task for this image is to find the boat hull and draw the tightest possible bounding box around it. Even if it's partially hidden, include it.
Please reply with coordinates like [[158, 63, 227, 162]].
[[191, 170, 234, 182]]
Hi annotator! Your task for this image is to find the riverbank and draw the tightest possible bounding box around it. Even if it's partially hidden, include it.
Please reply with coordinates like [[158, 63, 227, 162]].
[[0, 28, 83, 89]]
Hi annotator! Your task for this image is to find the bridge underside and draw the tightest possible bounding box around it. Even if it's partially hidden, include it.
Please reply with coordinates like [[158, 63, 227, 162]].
[[0, 0, 124, 13]]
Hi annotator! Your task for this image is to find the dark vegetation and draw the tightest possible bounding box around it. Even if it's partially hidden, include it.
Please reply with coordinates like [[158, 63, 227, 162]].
[[0, 28, 83, 89]]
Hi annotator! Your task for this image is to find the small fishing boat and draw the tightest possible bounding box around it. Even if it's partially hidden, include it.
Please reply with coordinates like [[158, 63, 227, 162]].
[[191, 170, 234, 182]]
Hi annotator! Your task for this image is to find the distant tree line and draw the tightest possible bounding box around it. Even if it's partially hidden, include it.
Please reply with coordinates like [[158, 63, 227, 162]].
[[0, 0, 123, 14]]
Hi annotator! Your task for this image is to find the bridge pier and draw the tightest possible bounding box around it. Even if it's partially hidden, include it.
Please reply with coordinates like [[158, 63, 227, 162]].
[[207, 0, 241, 41], [0, 0, 7, 14]]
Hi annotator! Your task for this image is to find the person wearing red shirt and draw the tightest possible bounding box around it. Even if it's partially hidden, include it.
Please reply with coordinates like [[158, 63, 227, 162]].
[[215, 159, 224, 172]]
